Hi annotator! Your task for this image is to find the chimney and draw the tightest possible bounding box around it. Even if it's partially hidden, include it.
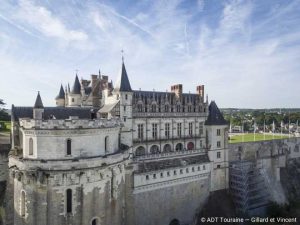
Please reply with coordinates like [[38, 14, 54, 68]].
[[171, 84, 182, 98], [197, 85, 204, 98], [91, 75, 98, 89]]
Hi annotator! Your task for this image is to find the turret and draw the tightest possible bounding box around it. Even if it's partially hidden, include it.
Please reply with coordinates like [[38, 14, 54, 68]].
[[113, 58, 133, 148], [33, 91, 44, 120], [55, 84, 65, 107], [68, 74, 82, 107], [205, 101, 229, 191], [171, 84, 182, 98]]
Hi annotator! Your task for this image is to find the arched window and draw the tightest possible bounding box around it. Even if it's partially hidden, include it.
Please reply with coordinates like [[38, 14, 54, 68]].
[[20, 191, 26, 217], [187, 142, 194, 150], [91, 218, 100, 225], [66, 189, 72, 213], [136, 146, 146, 156], [175, 143, 183, 151], [29, 138, 33, 155], [66, 139, 72, 156], [150, 145, 160, 154], [163, 144, 172, 152], [105, 136, 109, 154]]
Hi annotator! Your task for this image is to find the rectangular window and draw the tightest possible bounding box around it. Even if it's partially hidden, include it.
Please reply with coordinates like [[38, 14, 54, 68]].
[[66, 189, 72, 213], [217, 141, 221, 148], [167, 171, 170, 176], [180, 169, 183, 174], [189, 122, 193, 136], [165, 123, 170, 138], [217, 151, 221, 158], [124, 105, 126, 111], [138, 124, 144, 139], [153, 174, 156, 179], [200, 140, 203, 148], [186, 168, 189, 173], [199, 122, 204, 135], [192, 167, 195, 172], [217, 165, 221, 168], [152, 123, 158, 139], [125, 94, 128, 100], [177, 123, 182, 137], [198, 166, 201, 171], [160, 172, 163, 178], [217, 129, 221, 136], [146, 175, 149, 180], [124, 117, 126, 122], [174, 170, 177, 175]]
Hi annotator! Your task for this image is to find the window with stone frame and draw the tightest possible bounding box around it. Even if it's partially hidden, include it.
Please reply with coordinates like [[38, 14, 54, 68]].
[[165, 104, 169, 112], [66, 189, 72, 214], [217, 129, 221, 136], [151, 104, 157, 112], [138, 124, 144, 140], [199, 122, 204, 135], [152, 123, 158, 139], [66, 139, 72, 155], [165, 123, 170, 138], [217, 141, 221, 148], [176, 104, 181, 112], [188, 122, 193, 136], [29, 138, 33, 155], [217, 151, 221, 158], [177, 123, 182, 137], [137, 104, 143, 112]]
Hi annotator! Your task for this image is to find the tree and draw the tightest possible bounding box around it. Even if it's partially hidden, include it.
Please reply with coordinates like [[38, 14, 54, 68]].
[[0, 99, 10, 121]]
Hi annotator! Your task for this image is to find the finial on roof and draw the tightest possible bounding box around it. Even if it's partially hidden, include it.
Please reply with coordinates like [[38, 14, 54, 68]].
[[99, 69, 101, 77], [121, 49, 124, 62]]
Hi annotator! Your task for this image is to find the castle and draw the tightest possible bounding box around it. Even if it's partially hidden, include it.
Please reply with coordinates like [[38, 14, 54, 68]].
[[7, 59, 229, 225]]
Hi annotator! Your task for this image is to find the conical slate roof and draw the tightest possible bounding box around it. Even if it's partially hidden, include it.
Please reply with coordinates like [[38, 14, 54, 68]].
[[114, 62, 132, 92], [71, 74, 81, 94], [205, 101, 227, 125], [34, 91, 44, 109], [55, 84, 65, 99]]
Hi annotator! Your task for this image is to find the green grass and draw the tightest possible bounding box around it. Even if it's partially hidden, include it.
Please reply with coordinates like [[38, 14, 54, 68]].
[[0, 121, 10, 133], [229, 133, 289, 143]]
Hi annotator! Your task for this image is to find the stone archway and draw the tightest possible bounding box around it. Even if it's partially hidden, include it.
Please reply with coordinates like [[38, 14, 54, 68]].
[[150, 145, 160, 154], [187, 142, 194, 150], [169, 219, 180, 225], [136, 146, 146, 156], [163, 144, 172, 152], [175, 143, 183, 151]]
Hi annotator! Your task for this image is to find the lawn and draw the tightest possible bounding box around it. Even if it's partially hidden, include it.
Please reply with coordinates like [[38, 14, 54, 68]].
[[229, 133, 289, 144], [0, 121, 11, 133]]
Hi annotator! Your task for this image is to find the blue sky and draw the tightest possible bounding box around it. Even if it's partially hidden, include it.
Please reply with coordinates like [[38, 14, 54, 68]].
[[0, 0, 299, 108]]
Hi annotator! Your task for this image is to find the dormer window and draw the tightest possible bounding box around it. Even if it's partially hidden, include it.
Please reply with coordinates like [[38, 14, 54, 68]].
[[137, 104, 143, 112], [151, 104, 156, 112], [176, 105, 180, 112], [165, 105, 169, 112]]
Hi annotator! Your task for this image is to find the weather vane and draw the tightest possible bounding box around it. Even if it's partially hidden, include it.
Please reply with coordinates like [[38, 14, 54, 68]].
[[121, 49, 124, 62]]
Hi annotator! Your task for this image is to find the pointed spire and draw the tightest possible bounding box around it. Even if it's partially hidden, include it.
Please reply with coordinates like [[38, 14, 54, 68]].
[[34, 91, 44, 108], [205, 101, 227, 125], [55, 84, 65, 99], [114, 59, 132, 92], [71, 74, 81, 94]]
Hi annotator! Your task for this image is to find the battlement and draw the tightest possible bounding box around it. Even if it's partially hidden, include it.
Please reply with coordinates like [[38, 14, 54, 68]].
[[19, 118, 121, 130]]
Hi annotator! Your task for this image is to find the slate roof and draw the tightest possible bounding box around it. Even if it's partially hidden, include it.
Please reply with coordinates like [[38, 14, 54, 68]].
[[55, 85, 65, 99], [205, 101, 228, 125], [114, 62, 132, 92], [34, 92, 44, 108], [71, 74, 81, 94], [11, 106, 99, 121], [137, 154, 210, 174]]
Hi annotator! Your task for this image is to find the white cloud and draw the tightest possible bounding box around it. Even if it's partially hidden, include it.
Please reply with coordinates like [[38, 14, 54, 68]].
[[16, 0, 88, 41]]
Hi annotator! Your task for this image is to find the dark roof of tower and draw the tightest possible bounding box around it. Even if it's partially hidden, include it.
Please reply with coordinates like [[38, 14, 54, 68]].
[[71, 74, 81, 94], [205, 101, 228, 125], [34, 92, 44, 109], [11, 106, 99, 121], [114, 62, 132, 92], [55, 84, 65, 99]]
